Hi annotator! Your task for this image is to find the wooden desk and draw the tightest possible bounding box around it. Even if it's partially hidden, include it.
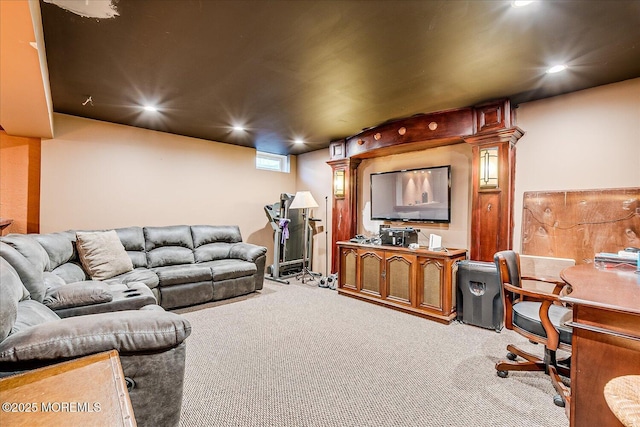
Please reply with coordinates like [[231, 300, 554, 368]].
[[0, 350, 136, 426], [561, 264, 640, 427]]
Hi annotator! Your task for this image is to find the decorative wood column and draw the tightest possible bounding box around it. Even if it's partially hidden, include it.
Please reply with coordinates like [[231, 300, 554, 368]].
[[327, 140, 360, 273], [464, 101, 524, 261]]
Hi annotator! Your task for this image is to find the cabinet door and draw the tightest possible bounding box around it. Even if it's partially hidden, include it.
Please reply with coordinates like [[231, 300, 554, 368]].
[[385, 253, 416, 305], [358, 249, 384, 297], [417, 257, 444, 310], [339, 247, 358, 290]]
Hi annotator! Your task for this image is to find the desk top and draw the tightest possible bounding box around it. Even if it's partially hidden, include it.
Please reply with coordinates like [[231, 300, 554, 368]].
[[0, 350, 135, 426], [561, 264, 640, 315]]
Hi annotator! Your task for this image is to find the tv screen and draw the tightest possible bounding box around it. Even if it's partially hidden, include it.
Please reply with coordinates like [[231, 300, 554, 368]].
[[370, 165, 451, 223]]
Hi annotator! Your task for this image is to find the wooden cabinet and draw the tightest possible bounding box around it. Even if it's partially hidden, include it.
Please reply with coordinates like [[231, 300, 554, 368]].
[[337, 242, 466, 323]]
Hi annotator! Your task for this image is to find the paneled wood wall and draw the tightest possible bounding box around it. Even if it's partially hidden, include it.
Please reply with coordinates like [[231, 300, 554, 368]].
[[521, 188, 640, 263]]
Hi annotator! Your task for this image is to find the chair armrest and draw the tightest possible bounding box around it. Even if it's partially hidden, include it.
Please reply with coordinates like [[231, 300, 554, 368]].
[[229, 242, 267, 263], [503, 282, 562, 302], [521, 275, 567, 294], [503, 282, 566, 350], [0, 310, 191, 364], [43, 281, 113, 310]]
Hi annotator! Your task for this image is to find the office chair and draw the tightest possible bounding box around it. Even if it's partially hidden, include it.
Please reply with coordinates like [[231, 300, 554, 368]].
[[493, 250, 572, 412]]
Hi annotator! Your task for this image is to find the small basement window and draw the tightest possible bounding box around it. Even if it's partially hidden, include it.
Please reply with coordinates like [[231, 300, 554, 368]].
[[256, 151, 290, 173]]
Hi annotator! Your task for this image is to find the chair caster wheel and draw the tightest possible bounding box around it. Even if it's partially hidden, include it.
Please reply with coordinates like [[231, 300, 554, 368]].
[[497, 370, 509, 378], [553, 394, 565, 407], [506, 352, 517, 361]]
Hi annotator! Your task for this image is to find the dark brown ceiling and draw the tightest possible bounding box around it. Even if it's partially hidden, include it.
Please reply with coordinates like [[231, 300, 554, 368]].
[[39, 0, 640, 155]]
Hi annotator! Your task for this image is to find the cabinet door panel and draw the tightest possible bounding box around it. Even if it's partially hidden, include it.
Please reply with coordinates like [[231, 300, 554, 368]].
[[340, 248, 358, 290], [418, 258, 443, 309], [360, 251, 383, 296], [386, 254, 415, 305]]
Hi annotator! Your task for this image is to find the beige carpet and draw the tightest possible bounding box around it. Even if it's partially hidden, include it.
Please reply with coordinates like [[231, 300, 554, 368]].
[[178, 279, 569, 427]]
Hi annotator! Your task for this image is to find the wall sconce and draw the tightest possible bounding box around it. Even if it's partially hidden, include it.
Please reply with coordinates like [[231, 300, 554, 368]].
[[334, 169, 345, 198], [479, 147, 499, 188]]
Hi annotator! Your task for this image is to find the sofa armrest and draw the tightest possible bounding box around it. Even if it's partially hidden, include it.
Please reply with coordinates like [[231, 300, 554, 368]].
[[0, 310, 191, 363], [229, 242, 267, 263], [43, 280, 113, 310]]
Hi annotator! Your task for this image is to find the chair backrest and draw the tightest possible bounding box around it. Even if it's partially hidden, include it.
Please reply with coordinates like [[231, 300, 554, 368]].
[[494, 250, 522, 289]]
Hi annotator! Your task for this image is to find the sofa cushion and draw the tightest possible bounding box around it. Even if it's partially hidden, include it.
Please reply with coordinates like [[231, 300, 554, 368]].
[[1, 234, 50, 272], [43, 271, 66, 289], [106, 267, 160, 290], [51, 262, 87, 284], [32, 231, 76, 271], [147, 247, 195, 268], [152, 265, 212, 287], [43, 281, 114, 310], [0, 258, 31, 341], [203, 259, 257, 281], [114, 226, 147, 268], [0, 241, 47, 302], [144, 225, 194, 251], [76, 230, 134, 280], [194, 242, 233, 262], [11, 300, 60, 336], [191, 225, 242, 247]]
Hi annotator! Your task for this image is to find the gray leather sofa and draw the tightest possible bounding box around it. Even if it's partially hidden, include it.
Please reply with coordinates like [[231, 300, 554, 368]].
[[0, 224, 267, 311], [0, 257, 192, 427]]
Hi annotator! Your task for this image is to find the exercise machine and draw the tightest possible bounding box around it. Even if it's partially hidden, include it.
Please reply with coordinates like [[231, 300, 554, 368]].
[[264, 193, 305, 284]]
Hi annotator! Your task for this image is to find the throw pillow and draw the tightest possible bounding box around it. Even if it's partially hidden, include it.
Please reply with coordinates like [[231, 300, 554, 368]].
[[76, 230, 134, 280]]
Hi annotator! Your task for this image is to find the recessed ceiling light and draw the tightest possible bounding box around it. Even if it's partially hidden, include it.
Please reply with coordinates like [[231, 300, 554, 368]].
[[546, 64, 567, 74], [143, 105, 158, 112], [294, 138, 304, 144], [232, 125, 245, 131], [511, 1, 534, 7]]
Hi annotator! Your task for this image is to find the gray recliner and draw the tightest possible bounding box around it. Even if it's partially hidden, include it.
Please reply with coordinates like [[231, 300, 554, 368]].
[[0, 257, 192, 427]]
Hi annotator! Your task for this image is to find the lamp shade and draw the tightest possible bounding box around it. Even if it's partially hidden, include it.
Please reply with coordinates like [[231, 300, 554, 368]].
[[289, 191, 319, 209]]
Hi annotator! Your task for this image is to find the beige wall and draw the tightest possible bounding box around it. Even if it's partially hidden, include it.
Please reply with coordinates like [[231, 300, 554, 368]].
[[39, 78, 640, 272], [296, 149, 333, 276], [40, 114, 297, 267], [357, 144, 473, 249], [513, 78, 640, 251], [297, 143, 473, 271]]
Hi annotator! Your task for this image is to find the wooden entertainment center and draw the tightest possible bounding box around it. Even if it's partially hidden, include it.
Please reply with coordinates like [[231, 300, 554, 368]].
[[337, 242, 467, 323], [327, 99, 522, 322], [327, 99, 524, 272]]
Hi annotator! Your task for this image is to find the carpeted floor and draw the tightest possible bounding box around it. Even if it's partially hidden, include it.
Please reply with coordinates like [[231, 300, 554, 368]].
[[177, 279, 569, 427]]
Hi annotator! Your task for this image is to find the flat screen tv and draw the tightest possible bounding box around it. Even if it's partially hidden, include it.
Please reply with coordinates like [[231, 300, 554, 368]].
[[370, 165, 451, 223]]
